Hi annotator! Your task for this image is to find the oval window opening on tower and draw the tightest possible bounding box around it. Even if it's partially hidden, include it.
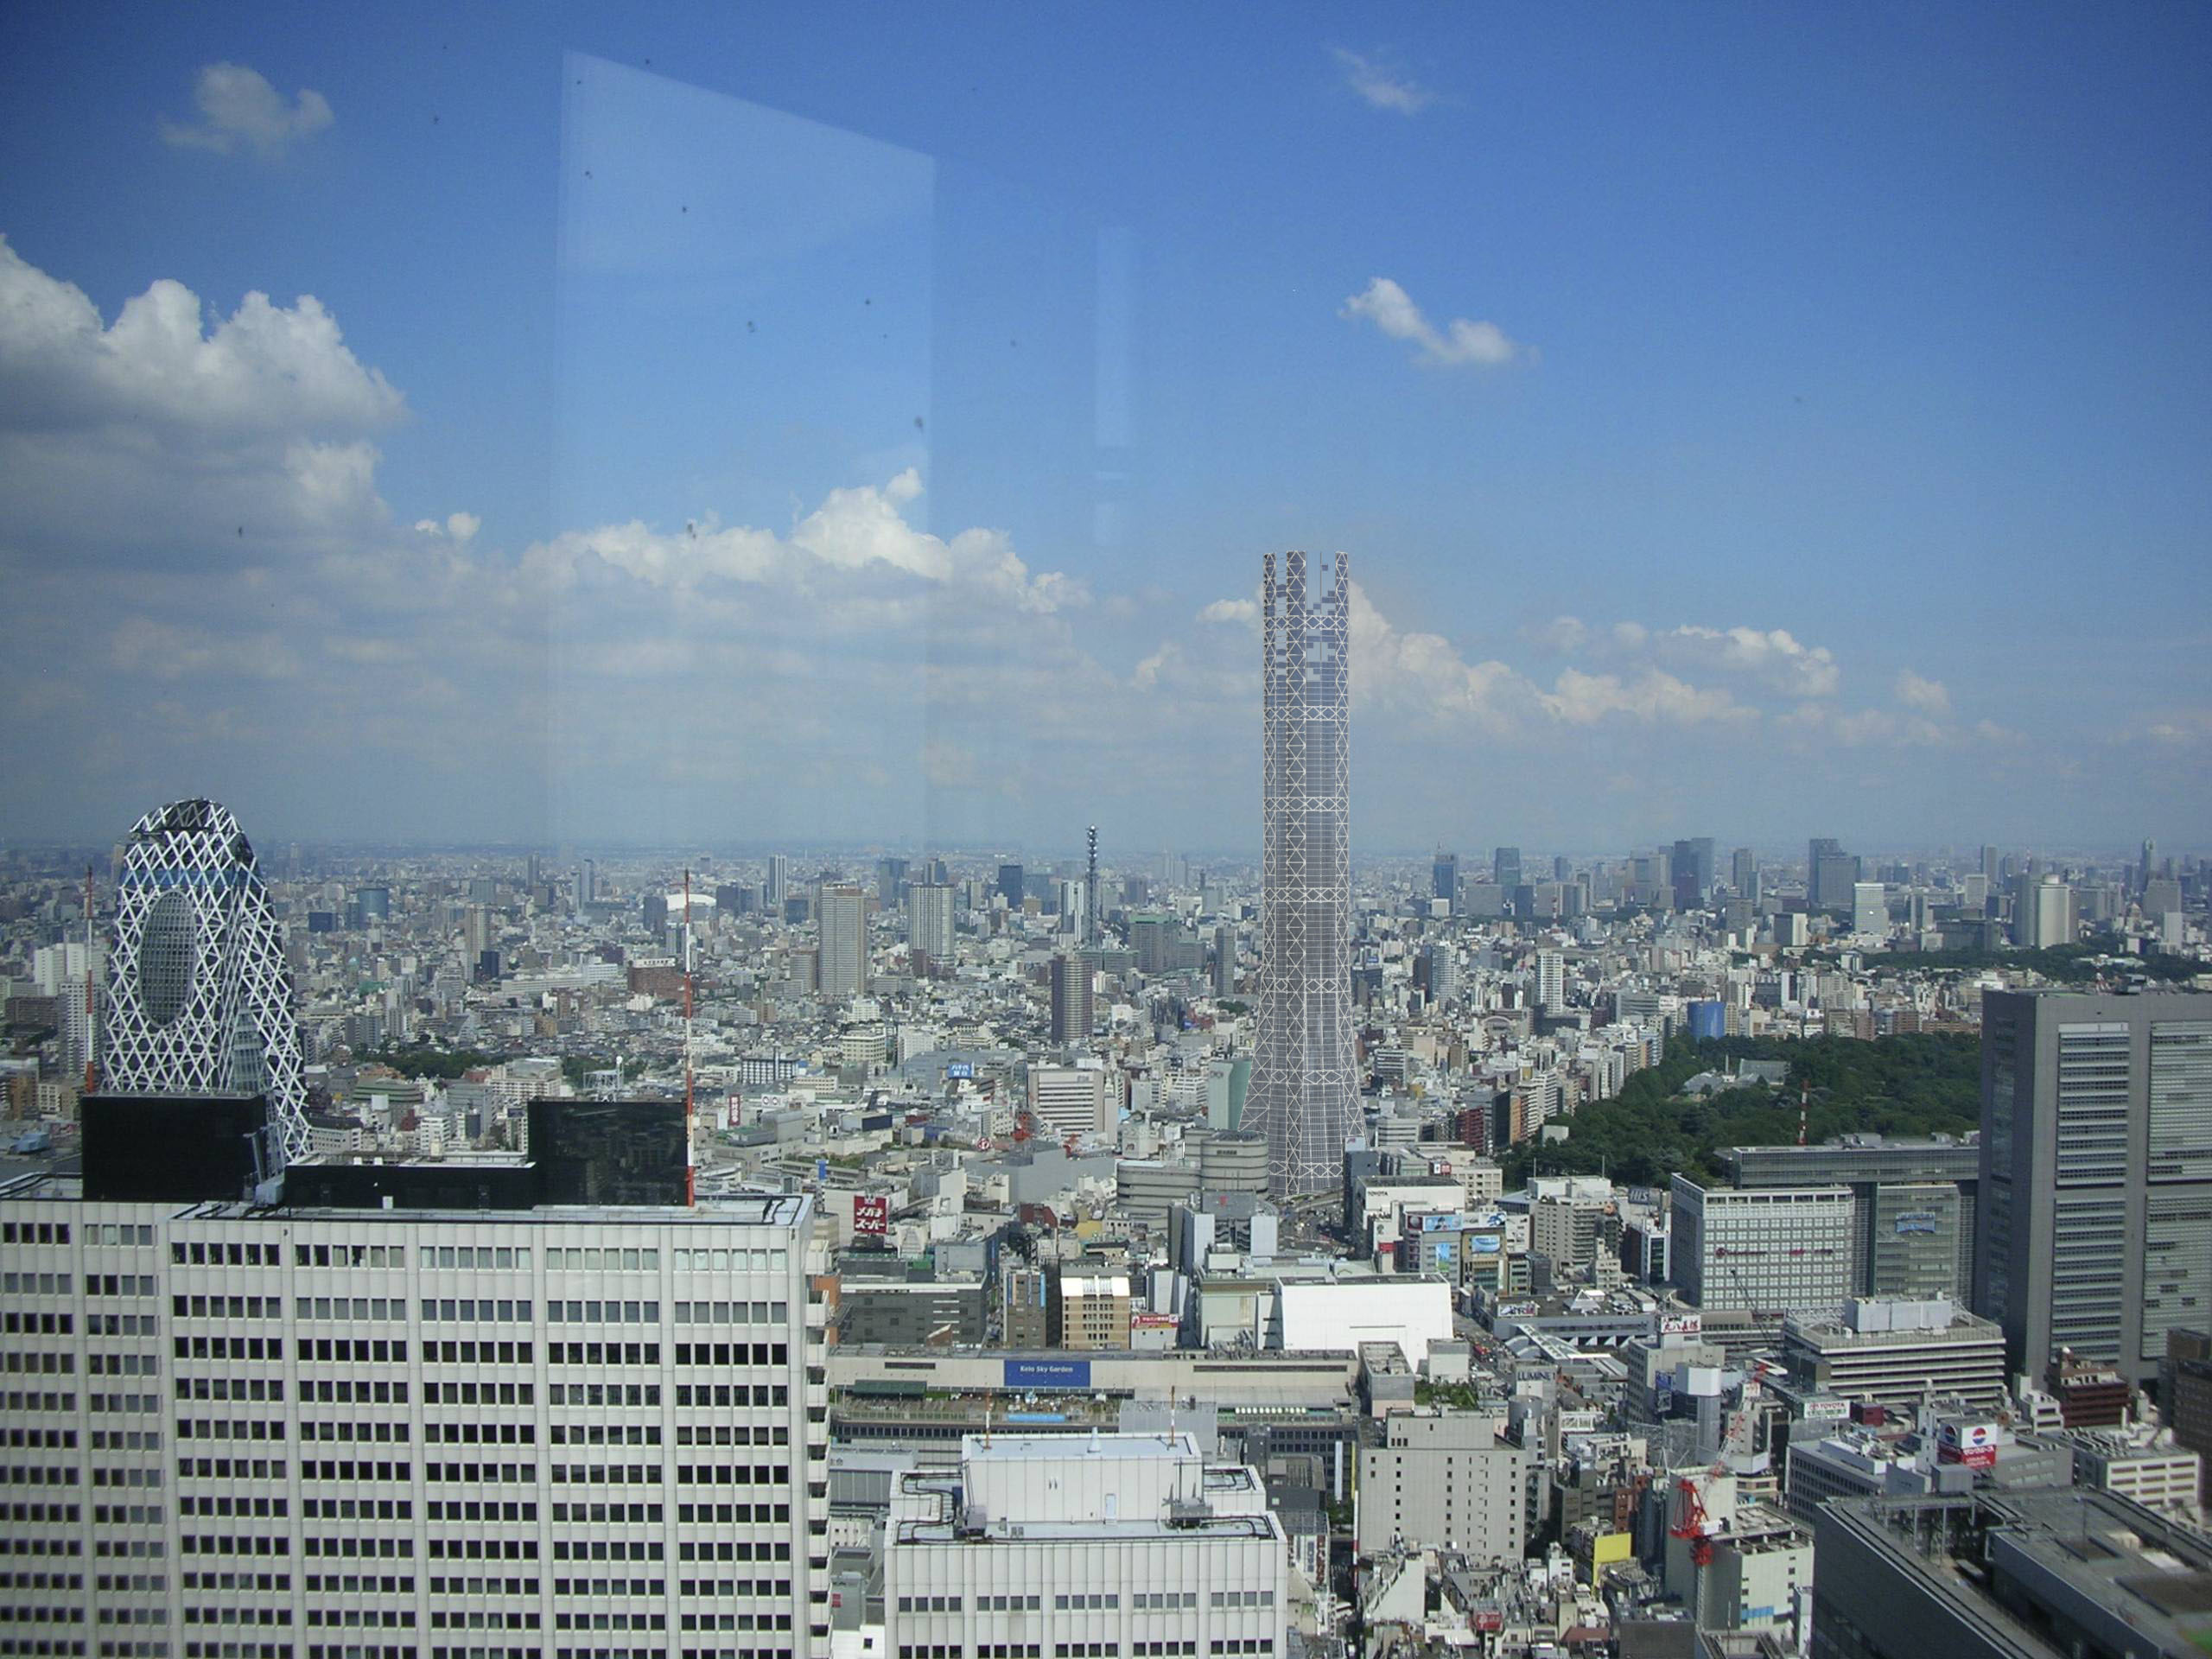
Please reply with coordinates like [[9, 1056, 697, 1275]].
[[138, 887, 198, 1026]]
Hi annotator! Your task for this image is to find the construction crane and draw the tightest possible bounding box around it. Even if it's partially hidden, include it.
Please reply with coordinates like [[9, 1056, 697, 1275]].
[[1669, 1467, 1720, 1567]]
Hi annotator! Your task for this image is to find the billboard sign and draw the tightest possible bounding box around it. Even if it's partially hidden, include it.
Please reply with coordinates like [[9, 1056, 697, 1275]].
[[852, 1194, 889, 1236], [1660, 1313, 1702, 1336], [1004, 1358, 1091, 1390], [946, 1060, 975, 1079], [1894, 1212, 1941, 1236], [1937, 1421, 2002, 1467], [1800, 1397, 1852, 1423]]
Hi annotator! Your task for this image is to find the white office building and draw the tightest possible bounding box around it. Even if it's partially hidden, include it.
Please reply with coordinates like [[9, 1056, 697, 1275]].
[[883, 1432, 1287, 1659], [0, 1178, 830, 1659], [1670, 1174, 1853, 1319], [1354, 1410, 1531, 1562], [1780, 1297, 2008, 1414], [1027, 1065, 1112, 1140]]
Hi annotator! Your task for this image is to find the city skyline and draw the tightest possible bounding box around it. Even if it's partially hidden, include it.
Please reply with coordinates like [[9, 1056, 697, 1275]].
[[2, 8, 2208, 850]]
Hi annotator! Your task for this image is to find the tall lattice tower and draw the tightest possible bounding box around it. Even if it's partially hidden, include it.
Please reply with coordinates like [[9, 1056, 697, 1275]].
[[103, 798, 311, 1162], [1247, 550, 1356, 1197]]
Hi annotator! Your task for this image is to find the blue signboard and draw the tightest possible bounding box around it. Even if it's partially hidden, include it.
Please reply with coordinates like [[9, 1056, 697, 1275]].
[[1004, 1358, 1091, 1390], [946, 1060, 976, 1079]]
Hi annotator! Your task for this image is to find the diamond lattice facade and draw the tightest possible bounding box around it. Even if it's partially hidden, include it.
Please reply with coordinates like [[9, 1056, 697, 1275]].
[[1247, 550, 1357, 1196], [103, 797, 311, 1160]]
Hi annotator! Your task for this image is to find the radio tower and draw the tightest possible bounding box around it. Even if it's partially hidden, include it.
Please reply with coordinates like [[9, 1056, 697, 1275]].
[[1246, 550, 1356, 1198], [81, 865, 99, 1094], [683, 868, 696, 1206], [1084, 825, 1100, 948]]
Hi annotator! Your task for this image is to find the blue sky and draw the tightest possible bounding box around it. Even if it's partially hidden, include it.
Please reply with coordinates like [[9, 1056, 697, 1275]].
[[1, 3, 2207, 855]]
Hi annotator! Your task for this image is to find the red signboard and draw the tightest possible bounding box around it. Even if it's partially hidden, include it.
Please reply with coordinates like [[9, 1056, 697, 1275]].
[[852, 1195, 889, 1236]]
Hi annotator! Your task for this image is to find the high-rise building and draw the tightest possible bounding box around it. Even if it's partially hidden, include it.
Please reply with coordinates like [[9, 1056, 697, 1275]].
[[575, 855, 595, 908], [2015, 874, 2075, 948], [1670, 1173, 1854, 1318], [1853, 880, 1889, 937], [1719, 1137, 1980, 1303], [876, 855, 909, 909], [1433, 849, 1459, 906], [817, 883, 868, 999], [102, 798, 311, 1160], [995, 860, 1025, 909], [1048, 950, 1094, 1046], [2142, 837, 2159, 897], [1535, 948, 1565, 1014], [1732, 846, 1758, 900], [1211, 922, 1236, 999], [1977, 988, 2212, 1388], [1247, 550, 1356, 1198], [766, 852, 791, 906], [907, 881, 955, 965], [1493, 845, 1522, 891], [1672, 836, 1717, 909], [0, 1167, 827, 1659]]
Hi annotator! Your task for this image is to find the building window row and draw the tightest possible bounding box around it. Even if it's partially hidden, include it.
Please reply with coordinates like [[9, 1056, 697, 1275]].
[[2, 1429, 75, 1450], [672, 1384, 783, 1408], [675, 1542, 784, 1562], [2, 1352, 75, 1376], [425, 1576, 535, 1597], [0, 1222, 71, 1244], [670, 1249, 783, 1272], [179, 1496, 282, 1518], [671, 1500, 800, 1526], [2, 1274, 73, 1294], [2, 1397, 75, 1424], [551, 1465, 662, 1486], [169, 1297, 275, 1320], [674, 1426, 785, 1447], [423, 1500, 534, 1522], [676, 1578, 786, 1599], [171, 1240, 275, 1266], [180, 1537, 283, 1558], [672, 1302, 786, 1325], [546, 1503, 657, 1525], [290, 1244, 404, 1268], [673, 1344, 785, 1367], [426, 1421, 525, 1446], [429, 1381, 532, 1405], [423, 1299, 533, 1323]]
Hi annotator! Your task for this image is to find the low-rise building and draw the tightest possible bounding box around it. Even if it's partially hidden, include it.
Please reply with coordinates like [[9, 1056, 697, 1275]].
[[1780, 1297, 2007, 1414]]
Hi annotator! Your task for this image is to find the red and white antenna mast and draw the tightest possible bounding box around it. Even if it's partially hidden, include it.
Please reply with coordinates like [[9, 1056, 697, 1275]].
[[81, 864, 99, 1096], [683, 868, 696, 1206]]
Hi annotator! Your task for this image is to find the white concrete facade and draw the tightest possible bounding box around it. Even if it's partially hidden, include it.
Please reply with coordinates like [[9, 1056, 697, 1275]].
[[0, 1186, 828, 1659]]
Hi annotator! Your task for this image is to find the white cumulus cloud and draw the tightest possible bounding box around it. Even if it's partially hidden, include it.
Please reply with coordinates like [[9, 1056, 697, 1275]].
[[0, 234, 401, 436], [1340, 277, 1522, 369], [1198, 597, 1259, 627], [1894, 669, 1950, 714], [523, 469, 1086, 616], [1332, 48, 1434, 114], [161, 63, 334, 158], [1646, 624, 1840, 698]]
